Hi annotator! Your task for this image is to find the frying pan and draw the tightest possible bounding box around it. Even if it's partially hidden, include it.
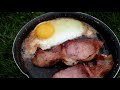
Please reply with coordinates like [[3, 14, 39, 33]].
[[12, 12, 120, 78]]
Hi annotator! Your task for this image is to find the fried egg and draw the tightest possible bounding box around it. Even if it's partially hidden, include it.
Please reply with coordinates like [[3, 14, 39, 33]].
[[34, 18, 85, 50], [22, 18, 96, 59]]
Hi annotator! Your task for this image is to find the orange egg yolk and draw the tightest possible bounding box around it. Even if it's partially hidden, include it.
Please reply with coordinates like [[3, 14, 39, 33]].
[[35, 22, 55, 39]]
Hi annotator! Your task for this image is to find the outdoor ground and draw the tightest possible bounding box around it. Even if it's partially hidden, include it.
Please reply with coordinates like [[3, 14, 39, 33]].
[[0, 12, 120, 78]]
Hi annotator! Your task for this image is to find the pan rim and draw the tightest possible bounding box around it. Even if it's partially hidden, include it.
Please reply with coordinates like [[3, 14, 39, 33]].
[[12, 12, 120, 78]]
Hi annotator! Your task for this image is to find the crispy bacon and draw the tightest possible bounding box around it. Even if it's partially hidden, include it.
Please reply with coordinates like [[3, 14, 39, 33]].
[[52, 54, 114, 78], [62, 39, 103, 66], [32, 45, 62, 67]]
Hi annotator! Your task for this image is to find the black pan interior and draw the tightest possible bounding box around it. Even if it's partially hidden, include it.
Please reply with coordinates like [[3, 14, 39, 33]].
[[13, 12, 120, 78]]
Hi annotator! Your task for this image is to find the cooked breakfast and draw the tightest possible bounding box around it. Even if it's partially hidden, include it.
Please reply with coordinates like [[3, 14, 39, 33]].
[[21, 18, 114, 78], [32, 39, 103, 67], [21, 18, 96, 60]]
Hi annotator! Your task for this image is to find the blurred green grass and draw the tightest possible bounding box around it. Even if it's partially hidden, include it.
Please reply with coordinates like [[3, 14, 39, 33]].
[[0, 12, 120, 78]]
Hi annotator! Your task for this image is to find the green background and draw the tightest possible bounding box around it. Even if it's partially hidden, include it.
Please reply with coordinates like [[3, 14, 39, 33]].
[[0, 12, 120, 78]]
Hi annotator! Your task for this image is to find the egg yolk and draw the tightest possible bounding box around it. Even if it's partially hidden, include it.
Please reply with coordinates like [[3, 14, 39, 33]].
[[35, 22, 55, 39]]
